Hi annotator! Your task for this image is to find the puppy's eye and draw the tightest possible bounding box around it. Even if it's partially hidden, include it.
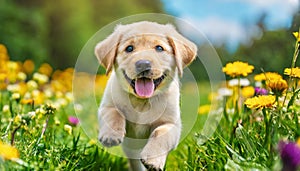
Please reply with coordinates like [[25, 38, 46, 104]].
[[125, 45, 134, 52], [155, 45, 164, 52]]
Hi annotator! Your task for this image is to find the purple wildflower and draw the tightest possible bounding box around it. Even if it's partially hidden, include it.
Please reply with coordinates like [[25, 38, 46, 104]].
[[254, 87, 268, 95], [68, 116, 80, 126], [278, 140, 300, 171]]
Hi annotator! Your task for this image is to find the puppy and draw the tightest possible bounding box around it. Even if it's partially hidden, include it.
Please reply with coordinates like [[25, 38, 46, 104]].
[[95, 21, 197, 171]]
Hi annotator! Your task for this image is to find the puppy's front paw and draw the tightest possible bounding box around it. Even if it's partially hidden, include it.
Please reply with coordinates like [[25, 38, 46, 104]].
[[140, 151, 166, 171], [141, 158, 163, 171], [98, 129, 125, 147]]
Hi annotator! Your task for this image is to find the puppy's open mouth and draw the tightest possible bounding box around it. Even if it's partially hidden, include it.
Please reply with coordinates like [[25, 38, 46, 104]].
[[123, 71, 166, 98]]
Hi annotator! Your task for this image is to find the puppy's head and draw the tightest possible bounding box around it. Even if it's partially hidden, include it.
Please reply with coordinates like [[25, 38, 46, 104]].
[[95, 21, 197, 99]]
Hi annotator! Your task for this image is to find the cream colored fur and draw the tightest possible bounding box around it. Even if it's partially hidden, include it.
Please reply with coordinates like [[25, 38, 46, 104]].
[[95, 21, 197, 171]]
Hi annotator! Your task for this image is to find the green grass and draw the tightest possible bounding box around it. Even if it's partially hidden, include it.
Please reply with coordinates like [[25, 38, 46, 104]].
[[1, 77, 300, 171], [0, 91, 129, 170]]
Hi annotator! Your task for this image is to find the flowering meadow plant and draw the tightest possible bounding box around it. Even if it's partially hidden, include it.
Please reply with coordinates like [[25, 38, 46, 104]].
[[0, 44, 126, 170], [195, 31, 300, 170]]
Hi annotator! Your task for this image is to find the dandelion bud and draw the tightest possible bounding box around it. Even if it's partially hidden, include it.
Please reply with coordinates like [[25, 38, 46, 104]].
[[64, 124, 72, 135], [35, 108, 46, 115], [26, 80, 38, 91], [2, 105, 9, 113], [266, 78, 288, 96], [33, 72, 49, 84], [88, 139, 97, 146], [54, 117, 60, 126], [13, 115, 22, 125], [12, 93, 20, 101], [17, 72, 27, 81]]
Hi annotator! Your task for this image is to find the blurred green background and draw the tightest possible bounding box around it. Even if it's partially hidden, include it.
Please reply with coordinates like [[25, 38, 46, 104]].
[[0, 0, 163, 69], [1, 0, 300, 80]]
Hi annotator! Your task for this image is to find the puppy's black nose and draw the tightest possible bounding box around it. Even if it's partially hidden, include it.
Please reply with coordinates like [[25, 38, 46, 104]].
[[135, 60, 151, 75]]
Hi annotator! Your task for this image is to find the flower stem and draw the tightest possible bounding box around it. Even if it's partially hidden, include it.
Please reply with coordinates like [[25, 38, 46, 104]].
[[36, 115, 50, 145], [291, 33, 300, 69], [11, 125, 21, 146], [262, 108, 270, 150], [237, 77, 241, 115]]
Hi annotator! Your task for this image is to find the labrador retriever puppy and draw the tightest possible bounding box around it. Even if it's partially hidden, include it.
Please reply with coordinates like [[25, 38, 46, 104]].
[[95, 21, 197, 171]]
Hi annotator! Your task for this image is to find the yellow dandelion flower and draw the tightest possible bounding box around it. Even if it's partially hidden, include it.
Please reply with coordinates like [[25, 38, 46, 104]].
[[0, 53, 8, 62], [293, 32, 300, 42], [0, 44, 8, 54], [198, 104, 211, 115], [0, 141, 20, 160], [284, 67, 300, 78], [0, 72, 7, 81], [21, 99, 34, 105], [244, 95, 276, 109], [38, 63, 53, 77], [222, 61, 254, 77], [266, 78, 288, 95], [254, 72, 282, 81], [297, 138, 300, 146], [23, 60, 35, 75], [0, 44, 9, 61], [242, 86, 255, 98], [0, 72, 7, 90]]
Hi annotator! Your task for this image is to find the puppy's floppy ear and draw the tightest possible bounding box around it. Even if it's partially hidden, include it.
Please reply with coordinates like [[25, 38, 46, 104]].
[[95, 26, 122, 75], [167, 25, 197, 77]]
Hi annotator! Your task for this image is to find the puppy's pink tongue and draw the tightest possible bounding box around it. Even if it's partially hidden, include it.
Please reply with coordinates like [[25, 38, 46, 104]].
[[135, 78, 154, 98]]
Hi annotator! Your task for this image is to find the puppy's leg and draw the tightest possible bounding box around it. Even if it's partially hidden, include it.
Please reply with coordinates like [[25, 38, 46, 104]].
[[140, 122, 181, 170], [98, 107, 126, 147], [128, 159, 146, 171]]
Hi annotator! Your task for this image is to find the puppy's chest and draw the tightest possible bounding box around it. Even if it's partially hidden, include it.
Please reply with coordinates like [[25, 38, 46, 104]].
[[117, 95, 165, 123], [126, 121, 151, 139]]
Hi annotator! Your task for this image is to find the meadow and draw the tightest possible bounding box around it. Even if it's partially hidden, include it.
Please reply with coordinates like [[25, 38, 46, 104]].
[[0, 31, 300, 171]]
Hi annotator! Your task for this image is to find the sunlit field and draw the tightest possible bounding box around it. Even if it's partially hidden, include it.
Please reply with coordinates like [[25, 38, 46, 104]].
[[1, 31, 300, 170]]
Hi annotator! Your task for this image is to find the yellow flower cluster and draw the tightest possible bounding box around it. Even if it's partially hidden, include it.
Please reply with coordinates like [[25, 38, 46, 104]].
[[284, 67, 300, 78], [0, 44, 109, 108], [244, 95, 276, 109], [0, 141, 19, 160], [254, 72, 287, 96], [254, 72, 282, 81], [222, 61, 254, 77]]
